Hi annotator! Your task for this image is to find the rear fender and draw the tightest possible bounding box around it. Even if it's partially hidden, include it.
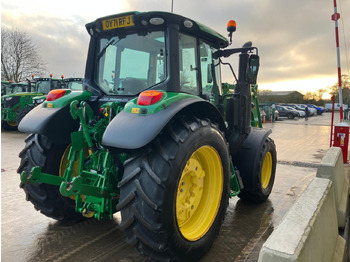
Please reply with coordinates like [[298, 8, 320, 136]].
[[102, 97, 226, 150], [18, 105, 79, 144], [18, 91, 92, 144]]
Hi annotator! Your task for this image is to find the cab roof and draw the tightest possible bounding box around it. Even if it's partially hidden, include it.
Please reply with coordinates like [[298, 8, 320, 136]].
[[86, 11, 229, 48], [63, 78, 83, 82]]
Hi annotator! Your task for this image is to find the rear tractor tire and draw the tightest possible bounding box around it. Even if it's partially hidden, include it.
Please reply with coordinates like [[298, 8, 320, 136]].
[[17, 133, 85, 222], [117, 116, 231, 261]]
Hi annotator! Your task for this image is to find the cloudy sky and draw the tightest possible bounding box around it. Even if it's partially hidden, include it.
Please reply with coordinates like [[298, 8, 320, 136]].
[[1, 0, 349, 94]]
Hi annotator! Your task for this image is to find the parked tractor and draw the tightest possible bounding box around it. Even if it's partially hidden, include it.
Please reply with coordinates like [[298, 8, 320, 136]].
[[31, 75, 65, 106], [1, 76, 65, 130], [1, 81, 38, 130], [18, 11, 276, 261]]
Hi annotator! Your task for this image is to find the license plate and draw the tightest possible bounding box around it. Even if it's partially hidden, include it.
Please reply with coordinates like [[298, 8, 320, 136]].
[[102, 15, 134, 30]]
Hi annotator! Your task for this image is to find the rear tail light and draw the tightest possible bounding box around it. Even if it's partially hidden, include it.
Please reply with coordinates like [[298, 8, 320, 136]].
[[47, 89, 66, 101], [137, 90, 163, 106]]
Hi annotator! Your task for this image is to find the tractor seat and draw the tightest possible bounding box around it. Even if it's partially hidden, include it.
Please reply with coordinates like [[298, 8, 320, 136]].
[[122, 78, 147, 94]]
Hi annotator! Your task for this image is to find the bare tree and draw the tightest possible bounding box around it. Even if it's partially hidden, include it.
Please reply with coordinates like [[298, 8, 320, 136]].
[[1, 28, 46, 82]]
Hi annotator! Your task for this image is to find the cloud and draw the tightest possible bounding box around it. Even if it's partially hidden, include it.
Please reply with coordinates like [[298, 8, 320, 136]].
[[1, 11, 89, 78], [1, 0, 349, 89]]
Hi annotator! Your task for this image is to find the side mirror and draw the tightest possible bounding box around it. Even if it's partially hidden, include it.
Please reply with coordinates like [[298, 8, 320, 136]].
[[247, 54, 260, 84]]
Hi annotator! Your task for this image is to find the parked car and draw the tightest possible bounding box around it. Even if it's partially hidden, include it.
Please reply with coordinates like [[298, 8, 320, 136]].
[[297, 104, 317, 116], [318, 106, 327, 112], [325, 103, 348, 111], [280, 104, 306, 117], [275, 105, 300, 119], [284, 106, 305, 117], [308, 104, 324, 115]]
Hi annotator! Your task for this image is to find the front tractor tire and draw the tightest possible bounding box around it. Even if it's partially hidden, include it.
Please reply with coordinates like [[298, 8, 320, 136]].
[[117, 116, 231, 261], [234, 136, 277, 203], [1, 120, 17, 131], [17, 134, 85, 222], [16, 107, 33, 126]]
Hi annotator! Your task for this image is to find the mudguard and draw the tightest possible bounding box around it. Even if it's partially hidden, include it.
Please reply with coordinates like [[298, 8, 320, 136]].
[[102, 98, 225, 149], [231, 127, 273, 189], [18, 105, 79, 144]]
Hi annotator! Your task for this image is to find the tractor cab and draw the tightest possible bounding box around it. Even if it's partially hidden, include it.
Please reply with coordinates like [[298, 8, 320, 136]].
[[84, 12, 229, 106], [31, 76, 65, 106], [85, 11, 260, 148], [84, 12, 260, 130], [34, 76, 63, 94], [1, 81, 12, 96], [62, 78, 84, 91], [7, 82, 30, 93]]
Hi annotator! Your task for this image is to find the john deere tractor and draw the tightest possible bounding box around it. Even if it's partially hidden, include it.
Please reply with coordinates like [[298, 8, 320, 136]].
[[1, 81, 38, 130], [1, 76, 64, 130], [31, 76, 65, 106], [18, 11, 276, 261]]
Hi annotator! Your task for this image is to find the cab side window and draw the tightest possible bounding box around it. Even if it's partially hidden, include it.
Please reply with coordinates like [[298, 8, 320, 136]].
[[179, 33, 198, 95], [199, 42, 222, 106]]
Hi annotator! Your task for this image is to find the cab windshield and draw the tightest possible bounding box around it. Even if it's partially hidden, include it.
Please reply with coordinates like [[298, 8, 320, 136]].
[[36, 81, 51, 94], [95, 31, 166, 95], [66, 81, 83, 91], [10, 85, 27, 93]]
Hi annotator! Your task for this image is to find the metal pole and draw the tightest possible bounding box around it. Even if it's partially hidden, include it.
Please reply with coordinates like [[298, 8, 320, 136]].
[[332, 0, 343, 121], [330, 95, 335, 147], [171, 0, 174, 13]]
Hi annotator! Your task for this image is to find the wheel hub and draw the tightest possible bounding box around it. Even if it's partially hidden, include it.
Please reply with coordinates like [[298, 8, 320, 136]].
[[176, 158, 204, 226], [176, 146, 223, 241]]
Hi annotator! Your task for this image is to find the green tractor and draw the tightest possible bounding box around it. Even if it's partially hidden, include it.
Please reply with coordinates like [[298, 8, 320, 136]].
[[1, 76, 64, 130], [31, 75, 65, 106], [1, 81, 38, 130], [18, 12, 276, 261], [31, 77, 83, 107]]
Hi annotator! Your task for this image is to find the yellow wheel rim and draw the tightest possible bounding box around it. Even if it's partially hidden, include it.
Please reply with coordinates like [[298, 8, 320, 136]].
[[59, 145, 88, 201], [8, 121, 17, 127], [176, 146, 223, 241], [261, 152, 272, 189]]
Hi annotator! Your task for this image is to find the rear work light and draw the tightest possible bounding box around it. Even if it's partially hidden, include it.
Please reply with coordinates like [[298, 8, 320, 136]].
[[137, 90, 163, 106], [47, 89, 66, 101]]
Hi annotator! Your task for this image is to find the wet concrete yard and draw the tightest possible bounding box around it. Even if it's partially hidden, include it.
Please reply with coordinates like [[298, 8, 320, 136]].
[[1, 112, 345, 261]]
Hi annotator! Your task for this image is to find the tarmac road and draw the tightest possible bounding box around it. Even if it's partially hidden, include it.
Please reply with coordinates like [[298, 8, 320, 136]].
[[1, 112, 344, 261]]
